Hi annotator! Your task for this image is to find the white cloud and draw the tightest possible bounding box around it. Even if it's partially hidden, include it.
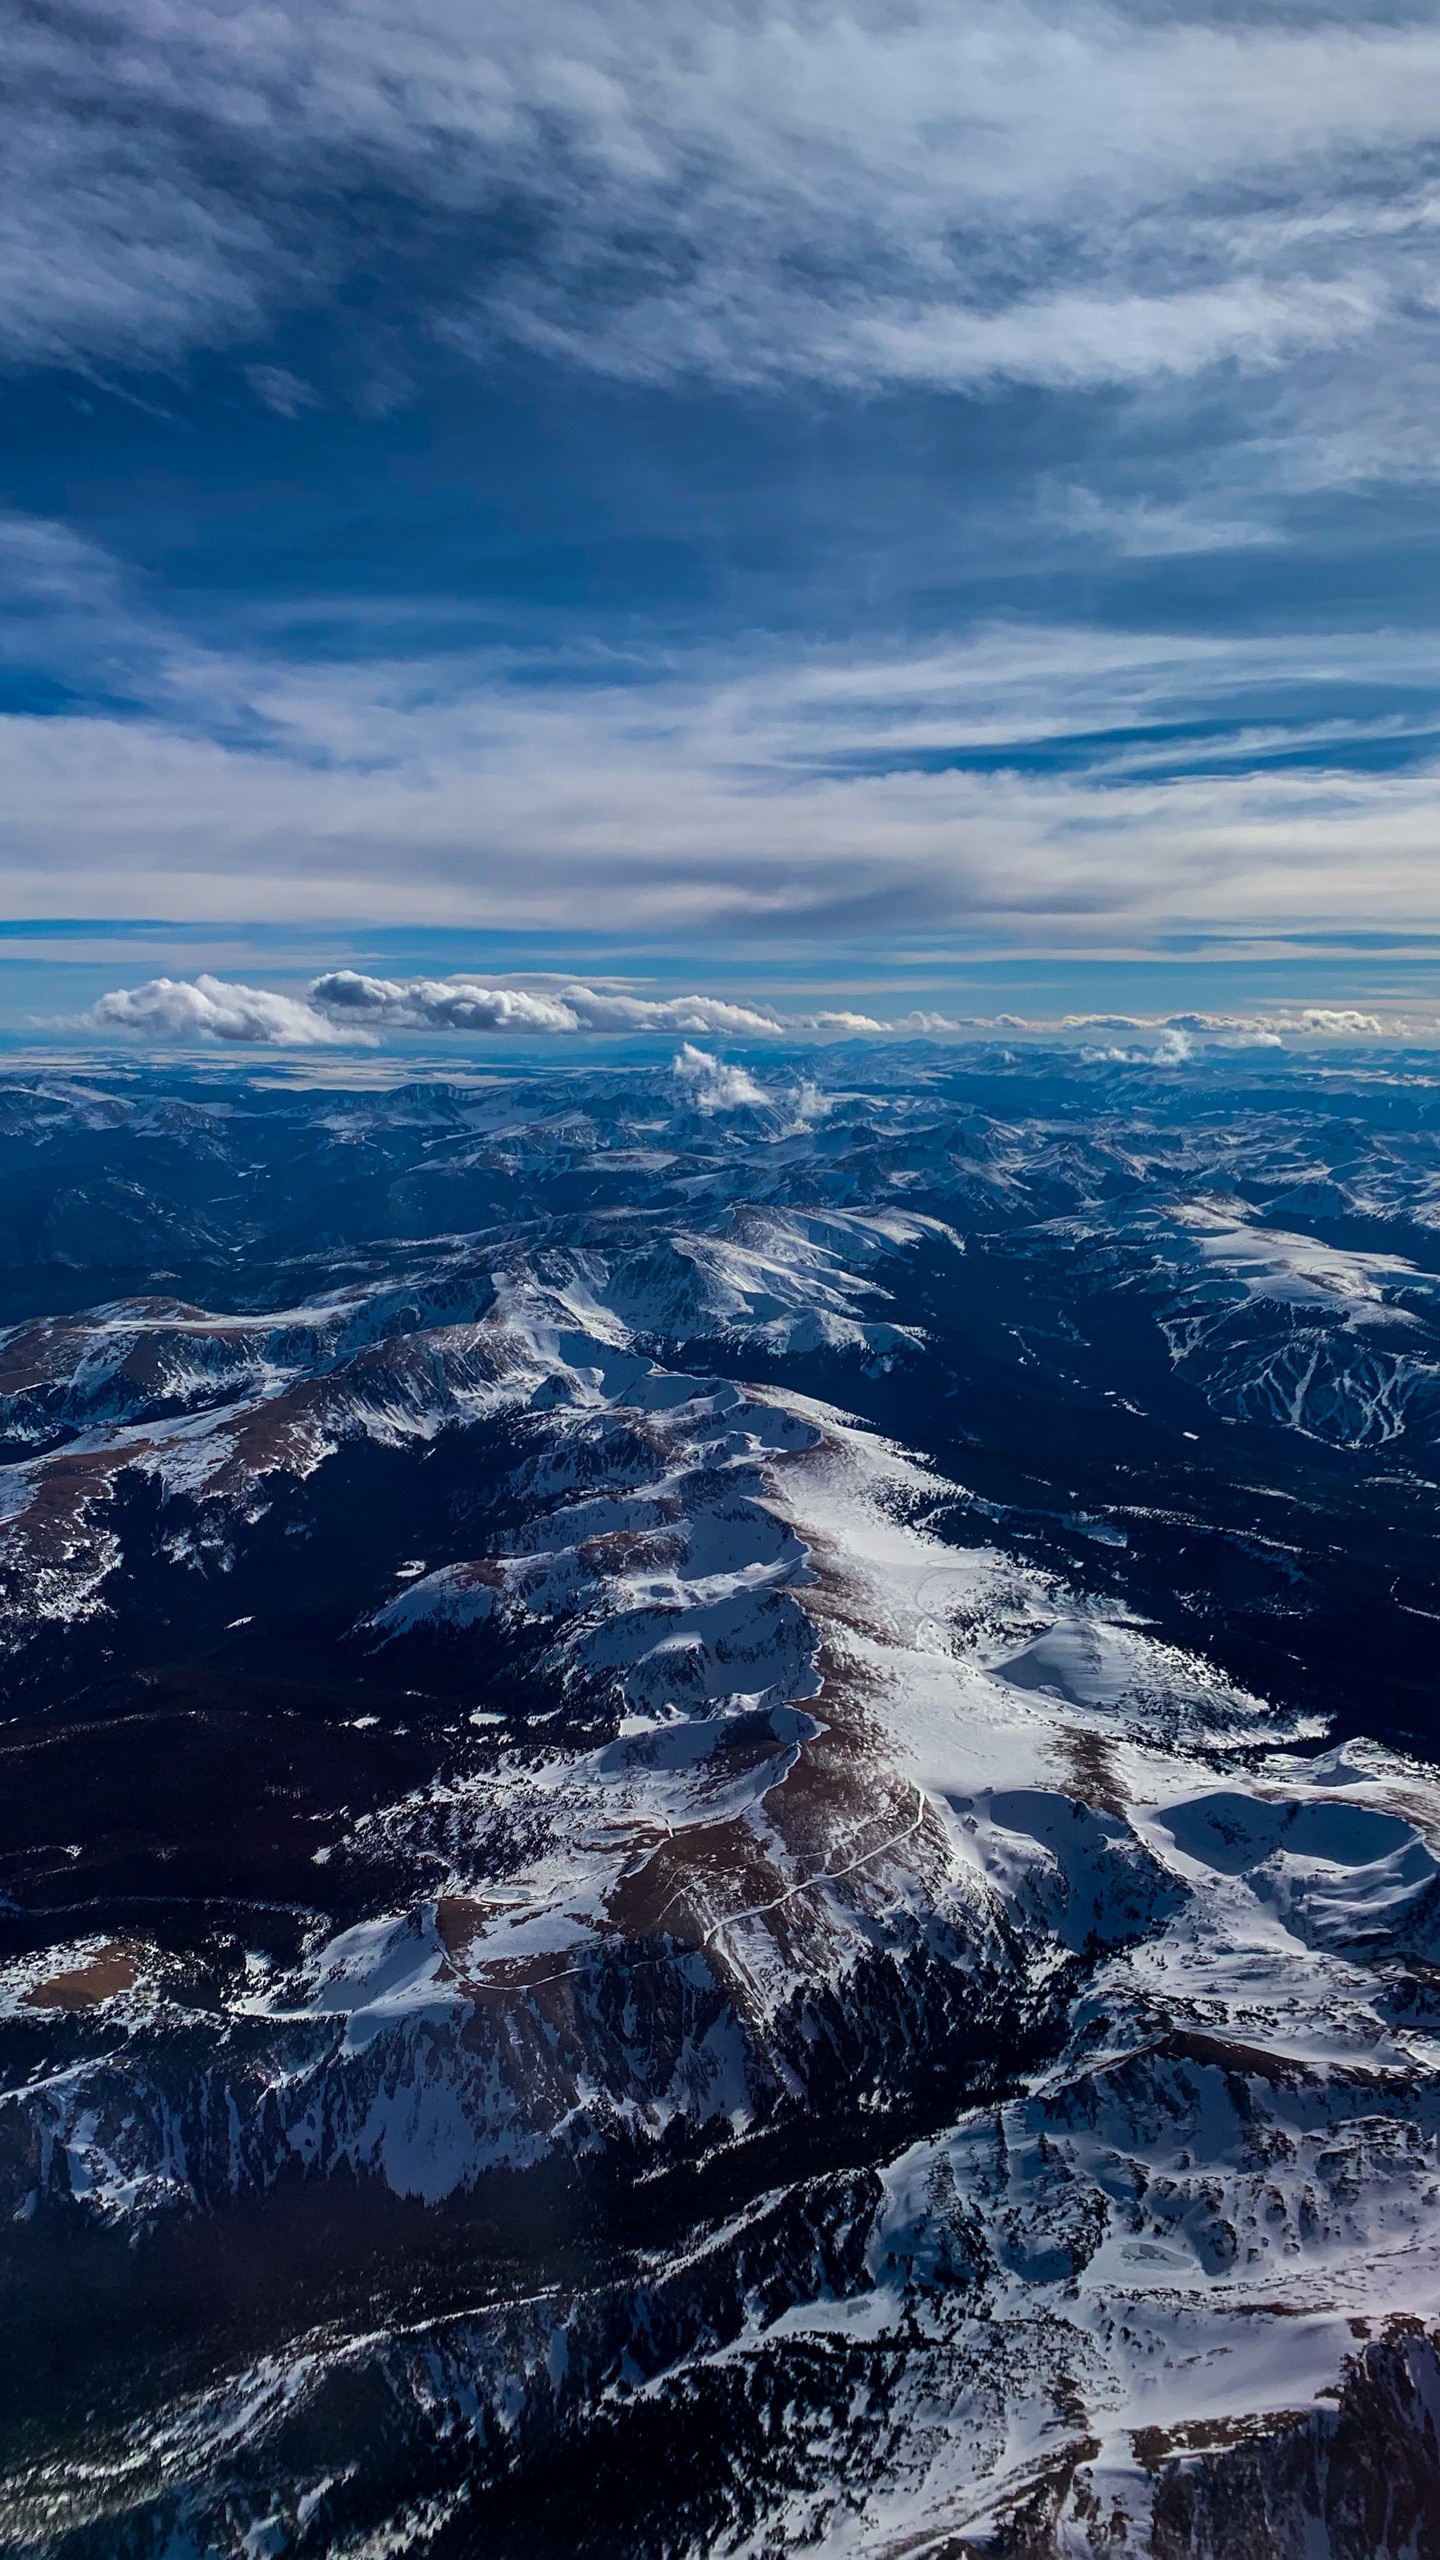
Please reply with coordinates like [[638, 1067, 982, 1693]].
[[804, 1009, 888, 1035], [1079, 1024, 1194, 1065], [308, 970, 791, 1036], [829, 279, 1379, 396], [5, 0, 1440, 421], [85, 973, 356, 1045], [1293, 1007, 1385, 1035], [82, 972, 1403, 1052], [671, 1044, 768, 1109], [14, 678, 1440, 944], [79, 971, 876, 1047], [10, 14, 1440, 995], [10, 529, 1440, 952]]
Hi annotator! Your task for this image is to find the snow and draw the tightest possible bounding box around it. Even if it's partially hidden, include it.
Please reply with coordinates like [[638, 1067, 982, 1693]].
[[1174, 1204, 1431, 1317], [6, 1058, 1440, 2554]]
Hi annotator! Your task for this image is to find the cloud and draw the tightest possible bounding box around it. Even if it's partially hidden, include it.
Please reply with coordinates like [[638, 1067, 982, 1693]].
[[10, 16, 1440, 1004], [0, 715, 1423, 943], [1164, 1012, 1249, 1032], [1293, 1007, 1384, 1035], [85, 973, 356, 1045], [5, 0, 1440, 426], [83, 972, 1406, 1053], [825, 280, 1378, 397], [11, 569, 1440, 947], [7, 507, 1440, 954], [243, 364, 321, 418], [79, 971, 886, 1046], [803, 1009, 888, 1036], [1078, 1024, 1194, 1066], [309, 970, 791, 1037], [671, 1044, 768, 1109]]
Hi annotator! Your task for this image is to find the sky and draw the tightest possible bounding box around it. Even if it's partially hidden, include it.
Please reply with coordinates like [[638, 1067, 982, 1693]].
[[6, 0, 1440, 1044]]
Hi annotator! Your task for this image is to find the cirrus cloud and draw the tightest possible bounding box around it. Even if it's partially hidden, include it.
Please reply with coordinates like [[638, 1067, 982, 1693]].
[[10, 515, 1440, 961], [5, 0, 1440, 426]]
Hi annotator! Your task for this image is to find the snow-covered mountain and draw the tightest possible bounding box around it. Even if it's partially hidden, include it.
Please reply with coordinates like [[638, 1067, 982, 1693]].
[[2, 1044, 1440, 2557]]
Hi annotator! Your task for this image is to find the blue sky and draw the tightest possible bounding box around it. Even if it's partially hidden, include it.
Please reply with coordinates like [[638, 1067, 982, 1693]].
[[6, 0, 1440, 1041]]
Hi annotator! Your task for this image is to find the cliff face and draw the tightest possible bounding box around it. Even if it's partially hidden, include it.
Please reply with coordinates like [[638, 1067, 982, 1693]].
[[3, 1051, 1440, 2556], [1148, 2326, 1440, 2560]]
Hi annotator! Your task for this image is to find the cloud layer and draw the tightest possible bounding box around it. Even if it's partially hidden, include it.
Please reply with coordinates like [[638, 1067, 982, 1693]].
[[7, 533, 1440, 945], [83, 971, 887, 1046], [80, 972, 1411, 1050], [8, 4, 1440, 980], [8, 0, 1440, 418]]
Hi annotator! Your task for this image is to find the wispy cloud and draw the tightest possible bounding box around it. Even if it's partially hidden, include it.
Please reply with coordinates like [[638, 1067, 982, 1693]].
[[5, 530, 1440, 947], [7, 6, 1439, 1012], [5, 0, 1440, 431]]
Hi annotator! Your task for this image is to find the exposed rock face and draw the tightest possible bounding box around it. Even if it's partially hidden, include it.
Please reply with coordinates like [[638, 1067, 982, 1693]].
[[2, 1048, 1440, 2555], [1148, 2327, 1440, 2560]]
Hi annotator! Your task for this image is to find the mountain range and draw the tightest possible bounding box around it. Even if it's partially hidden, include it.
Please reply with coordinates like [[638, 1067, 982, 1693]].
[[3, 1041, 1440, 2557]]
